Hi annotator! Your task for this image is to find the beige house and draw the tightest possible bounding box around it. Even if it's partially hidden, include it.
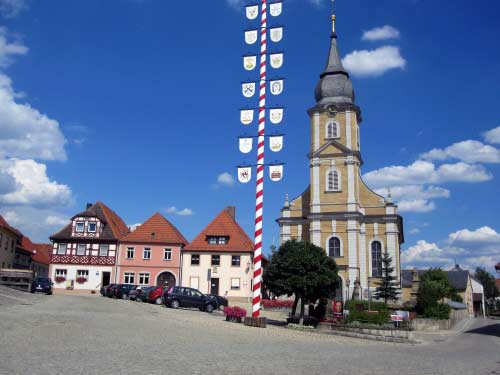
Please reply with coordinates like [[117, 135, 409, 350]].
[[0, 215, 21, 269], [181, 207, 254, 300], [277, 12, 404, 301]]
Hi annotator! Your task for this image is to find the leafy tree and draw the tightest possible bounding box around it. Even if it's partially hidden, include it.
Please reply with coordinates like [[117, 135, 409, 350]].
[[263, 240, 340, 325], [373, 252, 400, 304], [474, 267, 500, 314], [416, 268, 453, 317]]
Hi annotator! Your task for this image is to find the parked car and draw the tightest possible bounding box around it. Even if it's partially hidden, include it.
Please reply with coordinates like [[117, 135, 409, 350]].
[[107, 284, 120, 298], [148, 286, 168, 305], [100, 284, 116, 297], [30, 277, 53, 295], [206, 294, 228, 309], [111, 284, 137, 299], [128, 286, 142, 301], [135, 286, 155, 302], [163, 286, 218, 313]]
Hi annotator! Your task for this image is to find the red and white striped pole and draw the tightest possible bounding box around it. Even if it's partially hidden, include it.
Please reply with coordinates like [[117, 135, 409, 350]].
[[252, 0, 267, 318]]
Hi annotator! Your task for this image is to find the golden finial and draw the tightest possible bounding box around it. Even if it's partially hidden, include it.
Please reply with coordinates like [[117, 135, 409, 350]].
[[331, 0, 336, 33]]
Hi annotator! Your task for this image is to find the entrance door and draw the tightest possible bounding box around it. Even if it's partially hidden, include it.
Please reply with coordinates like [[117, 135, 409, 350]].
[[157, 272, 176, 287], [210, 278, 219, 295], [102, 272, 110, 286]]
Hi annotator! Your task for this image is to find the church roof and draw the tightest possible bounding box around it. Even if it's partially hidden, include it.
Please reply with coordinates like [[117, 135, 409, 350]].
[[50, 201, 129, 241], [314, 15, 355, 106], [184, 207, 253, 253], [122, 212, 187, 245]]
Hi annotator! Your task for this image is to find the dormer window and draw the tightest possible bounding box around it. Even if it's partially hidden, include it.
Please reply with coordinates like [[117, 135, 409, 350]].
[[75, 222, 85, 233], [88, 223, 97, 232], [207, 236, 229, 245]]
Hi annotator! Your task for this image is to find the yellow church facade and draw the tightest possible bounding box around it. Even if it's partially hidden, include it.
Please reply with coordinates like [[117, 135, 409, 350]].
[[277, 14, 404, 301]]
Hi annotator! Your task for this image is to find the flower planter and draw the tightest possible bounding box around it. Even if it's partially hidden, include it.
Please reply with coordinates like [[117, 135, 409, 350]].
[[55, 277, 66, 283], [75, 277, 87, 284], [244, 317, 267, 328], [223, 306, 247, 323]]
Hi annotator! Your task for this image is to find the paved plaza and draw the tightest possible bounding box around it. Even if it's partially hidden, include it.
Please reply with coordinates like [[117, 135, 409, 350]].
[[0, 289, 499, 375]]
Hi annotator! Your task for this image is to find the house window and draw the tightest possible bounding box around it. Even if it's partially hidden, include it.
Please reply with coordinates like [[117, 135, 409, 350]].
[[371, 241, 383, 278], [88, 222, 97, 232], [75, 222, 84, 233], [232, 255, 241, 267], [55, 269, 67, 277], [77, 244, 86, 256], [208, 237, 217, 245], [99, 244, 109, 257], [126, 247, 134, 259], [211, 255, 220, 266], [139, 273, 150, 285], [328, 237, 341, 257], [231, 278, 240, 290], [326, 121, 339, 139], [164, 248, 172, 261], [143, 248, 151, 259], [191, 254, 200, 265], [57, 243, 67, 255], [124, 272, 135, 284], [207, 236, 228, 245], [327, 169, 340, 191], [77, 269, 89, 278]]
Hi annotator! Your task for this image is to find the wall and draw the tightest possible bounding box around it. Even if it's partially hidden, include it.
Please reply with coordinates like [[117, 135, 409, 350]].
[[181, 252, 253, 298], [49, 264, 114, 291], [412, 309, 469, 331], [0, 228, 17, 269]]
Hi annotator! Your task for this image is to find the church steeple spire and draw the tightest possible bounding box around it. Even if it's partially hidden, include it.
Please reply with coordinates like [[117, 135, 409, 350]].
[[314, 6, 355, 106]]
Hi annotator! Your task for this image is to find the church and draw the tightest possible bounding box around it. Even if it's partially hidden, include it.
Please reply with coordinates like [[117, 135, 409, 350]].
[[277, 11, 404, 301]]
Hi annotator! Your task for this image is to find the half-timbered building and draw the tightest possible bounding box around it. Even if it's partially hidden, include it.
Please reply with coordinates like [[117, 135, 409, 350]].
[[49, 202, 129, 293]]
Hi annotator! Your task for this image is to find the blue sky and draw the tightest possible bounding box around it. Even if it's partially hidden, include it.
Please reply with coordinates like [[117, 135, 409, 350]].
[[0, 0, 499, 274]]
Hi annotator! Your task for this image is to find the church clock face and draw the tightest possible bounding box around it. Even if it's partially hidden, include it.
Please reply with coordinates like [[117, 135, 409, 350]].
[[327, 105, 337, 118]]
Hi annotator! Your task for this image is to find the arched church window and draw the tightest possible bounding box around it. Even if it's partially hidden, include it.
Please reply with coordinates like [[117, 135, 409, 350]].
[[371, 241, 383, 277], [327, 169, 340, 191], [326, 121, 339, 139], [328, 237, 341, 257]]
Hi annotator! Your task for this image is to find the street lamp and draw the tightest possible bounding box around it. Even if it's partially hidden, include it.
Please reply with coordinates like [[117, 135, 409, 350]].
[[367, 278, 372, 311], [345, 279, 350, 302]]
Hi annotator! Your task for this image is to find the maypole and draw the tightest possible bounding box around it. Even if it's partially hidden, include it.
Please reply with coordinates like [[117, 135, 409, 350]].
[[237, 0, 285, 319]]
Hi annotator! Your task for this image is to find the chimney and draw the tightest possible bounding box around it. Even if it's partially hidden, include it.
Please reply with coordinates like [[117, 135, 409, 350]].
[[86, 202, 93, 210], [225, 206, 236, 219]]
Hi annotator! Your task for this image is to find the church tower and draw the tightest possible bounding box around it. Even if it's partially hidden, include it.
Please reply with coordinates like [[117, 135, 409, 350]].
[[277, 11, 404, 300]]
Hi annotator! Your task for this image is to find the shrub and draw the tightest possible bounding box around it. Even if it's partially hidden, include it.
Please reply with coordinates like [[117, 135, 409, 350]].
[[223, 306, 247, 318], [261, 299, 294, 309], [345, 300, 390, 325], [422, 304, 451, 320]]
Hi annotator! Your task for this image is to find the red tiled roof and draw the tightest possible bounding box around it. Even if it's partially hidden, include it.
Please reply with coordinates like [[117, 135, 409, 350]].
[[31, 243, 52, 265], [184, 207, 253, 253], [122, 212, 187, 245], [0, 214, 23, 237], [97, 201, 130, 239]]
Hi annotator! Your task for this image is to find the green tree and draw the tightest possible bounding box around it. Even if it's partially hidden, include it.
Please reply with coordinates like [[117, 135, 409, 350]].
[[474, 267, 500, 314], [373, 252, 400, 304], [263, 240, 340, 324], [416, 268, 453, 317]]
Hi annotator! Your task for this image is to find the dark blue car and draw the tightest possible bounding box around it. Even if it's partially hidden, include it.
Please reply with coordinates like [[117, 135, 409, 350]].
[[30, 277, 53, 295]]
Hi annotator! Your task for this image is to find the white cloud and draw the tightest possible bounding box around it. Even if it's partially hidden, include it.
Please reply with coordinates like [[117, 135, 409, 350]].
[[397, 199, 435, 213], [408, 228, 420, 235], [166, 206, 193, 216], [362, 25, 400, 41], [483, 126, 500, 144], [0, 0, 27, 18], [448, 226, 500, 248], [45, 215, 69, 227], [364, 160, 492, 188], [374, 185, 449, 213], [342, 46, 406, 77], [0, 159, 72, 207], [0, 74, 67, 160], [0, 27, 28, 67], [217, 172, 235, 187], [401, 240, 452, 265], [128, 223, 142, 231], [225, 0, 244, 10], [420, 140, 500, 164]]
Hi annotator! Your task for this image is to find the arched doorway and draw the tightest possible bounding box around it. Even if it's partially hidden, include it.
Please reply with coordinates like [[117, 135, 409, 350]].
[[156, 271, 176, 287]]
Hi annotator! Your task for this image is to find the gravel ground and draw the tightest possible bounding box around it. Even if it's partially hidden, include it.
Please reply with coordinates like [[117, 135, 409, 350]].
[[0, 293, 499, 375]]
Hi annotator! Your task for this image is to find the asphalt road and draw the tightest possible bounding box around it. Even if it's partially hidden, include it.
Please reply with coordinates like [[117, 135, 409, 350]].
[[0, 291, 499, 375]]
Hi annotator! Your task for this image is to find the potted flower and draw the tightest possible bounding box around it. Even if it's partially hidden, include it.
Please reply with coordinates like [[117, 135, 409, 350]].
[[55, 276, 66, 283], [75, 277, 87, 284], [223, 306, 247, 323]]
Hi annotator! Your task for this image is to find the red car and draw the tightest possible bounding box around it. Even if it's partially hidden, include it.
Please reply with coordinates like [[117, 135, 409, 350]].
[[148, 286, 168, 305]]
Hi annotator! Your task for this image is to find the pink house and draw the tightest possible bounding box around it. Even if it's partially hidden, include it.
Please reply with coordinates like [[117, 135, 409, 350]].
[[116, 213, 187, 287]]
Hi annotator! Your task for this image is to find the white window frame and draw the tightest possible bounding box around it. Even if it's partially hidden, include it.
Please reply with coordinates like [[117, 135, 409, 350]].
[[191, 254, 200, 265], [57, 243, 67, 255], [55, 269, 67, 277], [143, 248, 151, 260], [164, 248, 172, 261], [76, 244, 86, 256], [88, 222, 97, 232], [231, 278, 240, 290], [326, 168, 341, 192], [126, 247, 135, 259], [99, 244, 109, 257], [231, 255, 241, 267], [75, 222, 85, 233], [326, 236, 343, 257], [124, 272, 135, 284], [139, 272, 150, 285], [326, 121, 339, 139], [77, 269, 89, 278]]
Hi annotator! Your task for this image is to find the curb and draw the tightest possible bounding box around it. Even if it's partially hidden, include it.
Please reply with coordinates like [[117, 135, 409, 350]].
[[314, 328, 421, 344]]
